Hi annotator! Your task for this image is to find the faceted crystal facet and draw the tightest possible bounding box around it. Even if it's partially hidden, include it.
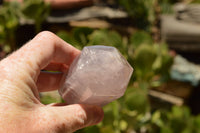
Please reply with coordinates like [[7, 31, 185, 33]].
[[59, 45, 133, 106]]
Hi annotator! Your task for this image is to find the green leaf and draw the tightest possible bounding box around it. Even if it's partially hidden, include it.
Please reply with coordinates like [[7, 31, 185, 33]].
[[161, 126, 173, 133], [100, 125, 115, 133], [21, 0, 50, 32], [119, 120, 128, 131], [124, 87, 148, 113], [130, 31, 153, 48], [133, 44, 157, 81], [117, 0, 155, 29], [21, 0, 49, 20], [56, 30, 81, 49], [72, 27, 94, 46], [40, 95, 61, 104], [151, 111, 164, 127]]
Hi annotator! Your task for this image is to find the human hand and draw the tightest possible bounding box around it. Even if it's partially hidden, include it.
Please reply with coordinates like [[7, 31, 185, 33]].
[[0, 31, 104, 133]]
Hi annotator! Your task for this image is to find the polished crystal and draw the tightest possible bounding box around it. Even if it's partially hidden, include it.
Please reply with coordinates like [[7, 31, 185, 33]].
[[59, 45, 133, 106]]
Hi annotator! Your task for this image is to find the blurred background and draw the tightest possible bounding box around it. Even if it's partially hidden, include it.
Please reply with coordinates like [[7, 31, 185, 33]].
[[2, 0, 200, 132]]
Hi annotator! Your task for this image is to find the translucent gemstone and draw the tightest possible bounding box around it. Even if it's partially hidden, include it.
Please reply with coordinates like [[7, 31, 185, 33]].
[[59, 45, 133, 106]]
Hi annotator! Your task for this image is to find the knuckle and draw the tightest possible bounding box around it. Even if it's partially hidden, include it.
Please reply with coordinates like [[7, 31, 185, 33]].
[[35, 31, 55, 40], [76, 105, 87, 124]]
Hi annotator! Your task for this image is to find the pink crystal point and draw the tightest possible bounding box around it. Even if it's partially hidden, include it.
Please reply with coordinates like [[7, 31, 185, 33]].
[[59, 45, 133, 106]]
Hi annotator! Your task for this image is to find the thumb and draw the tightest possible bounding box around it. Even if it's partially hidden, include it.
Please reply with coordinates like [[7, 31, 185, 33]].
[[36, 104, 104, 133]]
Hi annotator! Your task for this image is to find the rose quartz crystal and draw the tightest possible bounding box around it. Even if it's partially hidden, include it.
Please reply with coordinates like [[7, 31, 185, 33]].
[[59, 45, 133, 106]]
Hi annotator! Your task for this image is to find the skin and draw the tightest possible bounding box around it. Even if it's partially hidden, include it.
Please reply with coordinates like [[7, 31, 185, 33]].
[[0, 31, 104, 133]]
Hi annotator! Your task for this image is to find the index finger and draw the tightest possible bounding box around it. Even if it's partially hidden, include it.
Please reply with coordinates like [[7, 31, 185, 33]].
[[6, 31, 80, 81]]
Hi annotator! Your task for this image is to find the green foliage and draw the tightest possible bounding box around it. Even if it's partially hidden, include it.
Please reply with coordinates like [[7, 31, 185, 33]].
[[57, 27, 95, 50], [117, 0, 178, 28], [131, 31, 173, 85], [88, 29, 130, 58], [40, 94, 62, 105], [57, 28, 129, 57], [0, 0, 50, 51], [94, 105, 200, 133], [73, 27, 94, 46], [117, 0, 155, 29], [148, 106, 200, 133], [21, 0, 50, 33], [0, 1, 21, 51], [56, 30, 81, 49], [159, 1, 174, 14], [125, 87, 148, 112], [134, 44, 157, 81], [191, 0, 200, 3], [130, 31, 153, 48]]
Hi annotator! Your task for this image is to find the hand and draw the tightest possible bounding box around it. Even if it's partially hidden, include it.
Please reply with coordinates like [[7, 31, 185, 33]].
[[0, 31, 104, 133]]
